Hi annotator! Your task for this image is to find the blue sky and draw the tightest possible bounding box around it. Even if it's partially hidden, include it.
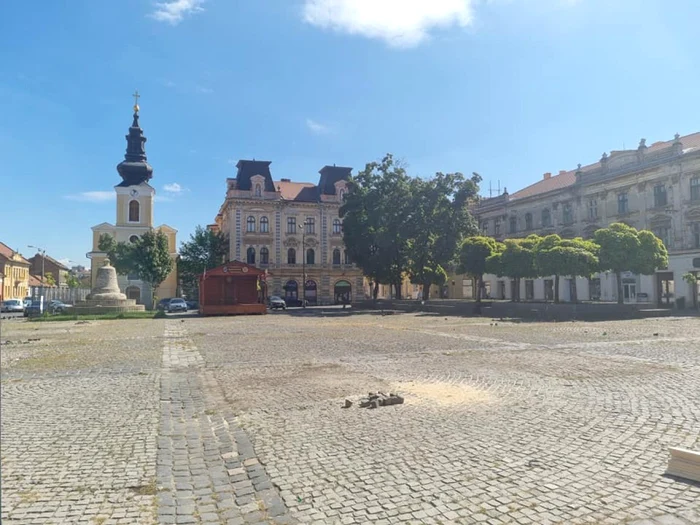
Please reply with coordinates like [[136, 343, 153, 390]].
[[1, 0, 698, 267]]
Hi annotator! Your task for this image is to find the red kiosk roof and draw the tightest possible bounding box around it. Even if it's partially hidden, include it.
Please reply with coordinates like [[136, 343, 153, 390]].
[[200, 260, 266, 280]]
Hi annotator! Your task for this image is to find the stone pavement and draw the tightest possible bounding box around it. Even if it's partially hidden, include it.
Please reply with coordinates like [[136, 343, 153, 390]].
[[1, 314, 700, 524]]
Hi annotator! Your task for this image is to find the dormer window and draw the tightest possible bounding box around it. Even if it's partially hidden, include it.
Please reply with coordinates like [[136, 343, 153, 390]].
[[254, 184, 262, 197], [339, 189, 345, 201]]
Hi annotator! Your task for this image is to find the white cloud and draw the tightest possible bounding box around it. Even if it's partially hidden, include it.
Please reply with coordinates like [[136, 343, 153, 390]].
[[163, 183, 185, 193], [154, 195, 173, 202], [64, 191, 115, 202], [151, 0, 204, 25], [306, 118, 331, 135], [302, 0, 474, 48], [196, 85, 213, 94], [227, 159, 238, 165]]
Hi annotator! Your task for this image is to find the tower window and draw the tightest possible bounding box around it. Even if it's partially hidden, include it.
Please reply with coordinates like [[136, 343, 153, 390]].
[[129, 200, 140, 222], [255, 184, 262, 197]]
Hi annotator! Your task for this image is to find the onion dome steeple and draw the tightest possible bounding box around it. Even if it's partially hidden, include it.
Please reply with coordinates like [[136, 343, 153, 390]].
[[116, 91, 153, 186]]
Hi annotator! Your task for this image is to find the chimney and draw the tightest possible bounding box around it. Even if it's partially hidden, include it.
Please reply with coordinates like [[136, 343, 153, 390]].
[[559, 170, 567, 175], [280, 178, 291, 182], [543, 172, 552, 180]]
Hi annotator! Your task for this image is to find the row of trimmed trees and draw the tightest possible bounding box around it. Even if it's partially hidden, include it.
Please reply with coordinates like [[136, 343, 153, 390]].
[[459, 223, 668, 304]]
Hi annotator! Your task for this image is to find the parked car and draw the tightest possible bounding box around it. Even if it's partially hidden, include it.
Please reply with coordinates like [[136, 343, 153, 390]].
[[284, 298, 308, 307], [157, 298, 173, 310], [23, 297, 32, 309], [24, 300, 44, 317], [167, 298, 188, 313], [268, 296, 287, 310], [2, 299, 24, 313], [48, 300, 71, 314], [185, 300, 199, 311]]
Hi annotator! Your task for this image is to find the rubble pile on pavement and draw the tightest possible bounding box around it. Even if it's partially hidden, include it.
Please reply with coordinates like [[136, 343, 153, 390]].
[[343, 392, 404, 409]]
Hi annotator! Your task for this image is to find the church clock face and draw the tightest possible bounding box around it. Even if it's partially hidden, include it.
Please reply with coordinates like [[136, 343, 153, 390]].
[[130, 189, 139, 197]]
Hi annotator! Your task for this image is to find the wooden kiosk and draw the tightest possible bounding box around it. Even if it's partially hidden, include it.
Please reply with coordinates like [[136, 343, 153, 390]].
[[198, 261, 267, 316]]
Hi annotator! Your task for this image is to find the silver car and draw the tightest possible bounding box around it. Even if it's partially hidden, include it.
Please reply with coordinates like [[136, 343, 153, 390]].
[[167, 298, 188, 313], [1, 299, 24, 313]]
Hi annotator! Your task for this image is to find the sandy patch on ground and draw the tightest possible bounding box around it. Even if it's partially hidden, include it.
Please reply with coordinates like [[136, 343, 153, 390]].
[[392, 381, 490, 406]]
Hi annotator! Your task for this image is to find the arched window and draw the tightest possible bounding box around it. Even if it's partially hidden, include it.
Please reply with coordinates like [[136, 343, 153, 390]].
[[254, 184, 262, 197], [129, 200, 140, 222], [525, 213, 533, 230], [260, 216, 269, 233], [542, 208, 551, 227], [339, 189, 345, 201], [306, 248, 315, 265], [246, 216, 256, 232], [344, 251, 352, 265], [332, 219, 342, 234], [332, 248, 341, 265], [246, 247, 255, 265], [287, 248, 296, 264], [260, 247, 269, 265]]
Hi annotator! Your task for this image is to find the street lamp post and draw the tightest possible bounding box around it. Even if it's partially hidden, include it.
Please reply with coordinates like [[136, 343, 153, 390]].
[[297, 220, 310, 309], [28, 245, 46, 299]]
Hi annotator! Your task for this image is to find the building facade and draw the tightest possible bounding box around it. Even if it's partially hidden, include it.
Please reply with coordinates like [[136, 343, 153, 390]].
[[86, 99, 178, 308], [0, 242, 30, 301], [28, 253, 70, 287], [212, 161, 363, 305], [453, 132, 700, 307]]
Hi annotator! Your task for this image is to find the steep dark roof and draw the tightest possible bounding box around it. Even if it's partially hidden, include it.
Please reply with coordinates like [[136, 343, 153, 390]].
[[318, 165, 352, 196], [235, 160, 277, 192], [116, 110, 153, 186]]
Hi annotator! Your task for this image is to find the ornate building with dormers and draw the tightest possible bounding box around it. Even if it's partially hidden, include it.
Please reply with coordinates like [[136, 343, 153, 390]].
[[210, 161, 363, 305], [87, 98, 178, 308], [447, 131, 700, 307]]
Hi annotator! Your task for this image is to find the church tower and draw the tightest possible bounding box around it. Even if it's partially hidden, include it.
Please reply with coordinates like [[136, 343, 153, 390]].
[[87, 93, 178, 308], [115, 93, 155, 229]]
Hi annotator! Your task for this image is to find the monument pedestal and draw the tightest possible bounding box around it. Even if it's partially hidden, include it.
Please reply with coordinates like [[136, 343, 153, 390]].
[[73, 260, 147, 314]]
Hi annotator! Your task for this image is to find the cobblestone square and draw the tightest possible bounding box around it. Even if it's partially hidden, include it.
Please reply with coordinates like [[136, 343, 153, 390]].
[[2, 313, 699, 524]]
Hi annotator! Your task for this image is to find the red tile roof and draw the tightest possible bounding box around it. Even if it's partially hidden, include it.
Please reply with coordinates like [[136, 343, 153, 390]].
[[0, 242, 30, 265], [508, 131, 700, 202]]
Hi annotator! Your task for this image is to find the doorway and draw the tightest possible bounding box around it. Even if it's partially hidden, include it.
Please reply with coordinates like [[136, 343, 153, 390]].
[[622, 281, 636, 304], [656, 272, 674, 307]]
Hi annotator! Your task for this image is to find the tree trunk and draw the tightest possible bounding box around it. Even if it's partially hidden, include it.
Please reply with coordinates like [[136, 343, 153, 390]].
[[422, 281, 431, 301], [554, 275, 560, 304], [616, 271, 623, 305], [516, 278, 521, 302], [571, 278, 578, 303], [476, 275, 483, 304], [394, 281, 402, 300], [372, 281, 379, 301]]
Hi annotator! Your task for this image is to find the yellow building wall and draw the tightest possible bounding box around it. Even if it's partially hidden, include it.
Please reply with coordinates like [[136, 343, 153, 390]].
[[3, 263, 29, 300]]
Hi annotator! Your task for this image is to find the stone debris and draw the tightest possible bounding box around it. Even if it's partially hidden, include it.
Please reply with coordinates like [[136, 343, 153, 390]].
[[357, 392, 404, 409]]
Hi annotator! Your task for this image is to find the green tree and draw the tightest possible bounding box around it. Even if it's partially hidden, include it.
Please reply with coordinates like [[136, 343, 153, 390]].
[[178, 226, 229, 300], [44, 272, 56, 286], [492, 236, 540, 301], [97, 230, 174, 308], [458, 236, 504, 303], [409, 264, 448, 300], [341, 154, 413, 299], [595, 223, 668, 304], [407, 172, 480, 300], [98, 233, 135, 275], [535, 236, 598, 303], [682, 272, 698, 309], [131, 230, 174, 308], [66, 273, 81, 289]]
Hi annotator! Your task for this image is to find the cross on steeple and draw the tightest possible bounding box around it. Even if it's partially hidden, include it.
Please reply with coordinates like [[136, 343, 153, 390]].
[[132, 90, 140, 112]]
